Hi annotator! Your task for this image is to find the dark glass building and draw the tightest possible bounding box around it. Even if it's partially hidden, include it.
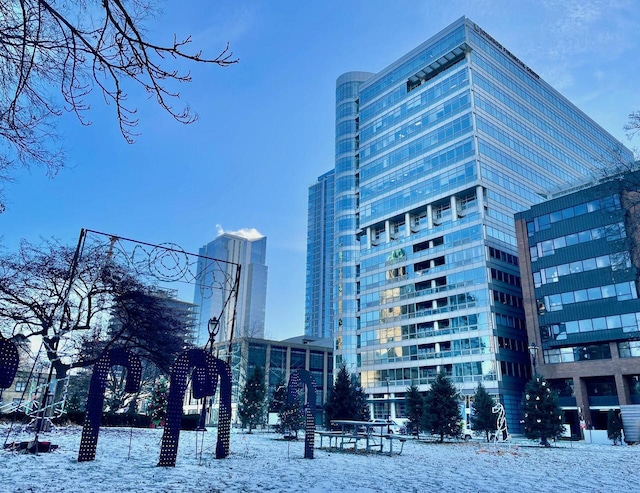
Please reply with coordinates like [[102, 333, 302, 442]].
[[516, 174, 640, 439]]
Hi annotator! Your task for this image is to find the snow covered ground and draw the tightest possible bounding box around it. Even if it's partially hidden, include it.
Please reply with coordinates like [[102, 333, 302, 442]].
[[0, 425, 638, 492]]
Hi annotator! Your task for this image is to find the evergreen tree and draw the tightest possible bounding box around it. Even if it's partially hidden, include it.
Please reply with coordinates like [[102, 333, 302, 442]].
[[471, 382, 496, 442], [269, 380, 287, 414], [238, 366, 267, 433], [324, 366, 370, 428], [270, 377, 305, 437], [64, 370, 91, 414], [352, 380, 370, 423], [607, 409, 623, 445], [423, 371, 462, 443], [147, 377, 168, 428], [278, 394, 305, 439], [405, 385, 424, 436], [521, 376, 564, 446]]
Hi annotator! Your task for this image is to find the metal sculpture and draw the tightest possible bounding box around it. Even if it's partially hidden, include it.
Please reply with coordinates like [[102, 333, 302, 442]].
[[82, 229, 240, 306], [212, 358, 232, 459], [78, 229, 241, 358], [492, 402, 510, 442], [287, 369, 317, 459], [78, 348, 142, 462], [158, 349, 232, 466], [0, 338, 19, 389]]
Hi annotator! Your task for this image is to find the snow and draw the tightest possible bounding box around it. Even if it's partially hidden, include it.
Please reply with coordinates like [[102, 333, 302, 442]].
[[1, 425, 638, 492]]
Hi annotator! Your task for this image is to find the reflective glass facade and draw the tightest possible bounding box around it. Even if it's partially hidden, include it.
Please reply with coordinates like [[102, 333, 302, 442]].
[[308, 17, 632, 431], [305, 171, 335, 338], [333, 71, 375, 373], [193, 233, 268, 345]]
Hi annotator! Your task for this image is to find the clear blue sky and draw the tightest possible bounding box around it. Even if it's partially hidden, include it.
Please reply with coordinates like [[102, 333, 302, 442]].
[[1, 0, 639, 341]]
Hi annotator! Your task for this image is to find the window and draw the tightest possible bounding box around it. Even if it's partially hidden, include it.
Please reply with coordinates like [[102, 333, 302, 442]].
[[540, 240, 554, 256], [561, 292, 574, 304], [616, 282, 634, 301], [529, 195, 621, 233], [619, 341, 640, 358], [553, 236, 566, 249], [578, 319, 593, 332], [574, 290, 588, 302]]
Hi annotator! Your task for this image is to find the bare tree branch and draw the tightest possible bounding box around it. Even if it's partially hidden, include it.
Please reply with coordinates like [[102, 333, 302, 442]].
[[0, 0, 238, 210], [0, 238, 194, 379]]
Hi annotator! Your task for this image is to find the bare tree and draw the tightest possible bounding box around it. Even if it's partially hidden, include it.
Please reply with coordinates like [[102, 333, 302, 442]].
[[0, 238, 193, 381], [0, 0, 238, 210], [625, 110, 640, 141]]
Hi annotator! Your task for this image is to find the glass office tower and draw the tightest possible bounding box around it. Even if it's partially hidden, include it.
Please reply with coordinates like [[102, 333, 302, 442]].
[[321, 16, 632, 431], [193, 232, 268, 346], [305, 170, 336, 339]]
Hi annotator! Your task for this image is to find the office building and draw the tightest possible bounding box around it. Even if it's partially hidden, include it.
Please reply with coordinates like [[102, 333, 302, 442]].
[[191, 336, 333, 426], [193, 230, 268, 346], [515, 173, 640, 440], [305, 171, 335, 339], [307, 16, 633, 431]]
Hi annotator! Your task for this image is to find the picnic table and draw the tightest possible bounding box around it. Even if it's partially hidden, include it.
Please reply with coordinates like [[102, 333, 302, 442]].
[[316, 420, 409, 455]]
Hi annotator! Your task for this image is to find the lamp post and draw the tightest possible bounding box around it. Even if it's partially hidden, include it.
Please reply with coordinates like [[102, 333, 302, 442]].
[[197, 317, 220, 431], [528, 342, 539, 376], [385, 377, 391, 421]]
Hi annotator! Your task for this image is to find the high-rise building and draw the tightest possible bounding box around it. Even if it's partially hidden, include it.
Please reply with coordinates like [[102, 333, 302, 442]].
[[193, 230, 268, 346], [308, 16, 633, 431], [515, 173, 640, 441], [305, 170, 335, 339]]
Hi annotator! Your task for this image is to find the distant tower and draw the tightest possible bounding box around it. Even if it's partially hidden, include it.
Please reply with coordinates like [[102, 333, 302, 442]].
[[193, 228, 268, 345], [305, 170, 335, 338]]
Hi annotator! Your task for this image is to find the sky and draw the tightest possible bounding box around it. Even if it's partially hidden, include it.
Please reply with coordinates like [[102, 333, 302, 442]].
[[1, 0, 639, 341]]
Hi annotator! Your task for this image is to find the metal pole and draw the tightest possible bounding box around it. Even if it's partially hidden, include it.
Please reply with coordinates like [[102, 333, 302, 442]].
[[386, 377, 390, 421], [528, 343, 538, 376]]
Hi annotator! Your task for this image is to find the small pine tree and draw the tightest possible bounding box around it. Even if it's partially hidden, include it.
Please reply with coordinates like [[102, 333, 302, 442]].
[[405, 385, 424, 436], [423, 371, 462, 442], [351, 380, 370, 422], [471, 382, 496, 442], [279, 394, 305, 438], [324, 366, 369, 428], [521, 375, 564, 446], [607, 409, 623, 445], [237, 366, 267, 433], [147, 377, 168, 428], [64, 370, 91, 415], [270, 380, 287, 414]]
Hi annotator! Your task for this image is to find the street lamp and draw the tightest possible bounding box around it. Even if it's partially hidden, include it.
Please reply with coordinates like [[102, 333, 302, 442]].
[[197, 317, 220, 431], [385, 377, 391, 421], [528, 342, 539, 375]]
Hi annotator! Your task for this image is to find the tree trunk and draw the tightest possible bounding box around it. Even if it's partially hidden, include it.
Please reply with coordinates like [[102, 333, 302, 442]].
[[35, 358, 71, 432]]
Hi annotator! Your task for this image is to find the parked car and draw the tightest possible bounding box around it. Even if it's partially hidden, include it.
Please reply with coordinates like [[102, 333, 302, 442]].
[[368, 419, 406, 434], [459, 425, 473, 441]]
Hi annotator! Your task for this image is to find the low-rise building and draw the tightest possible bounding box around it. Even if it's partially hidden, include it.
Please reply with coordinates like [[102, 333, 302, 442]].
[[188, 336, 333, 426]]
